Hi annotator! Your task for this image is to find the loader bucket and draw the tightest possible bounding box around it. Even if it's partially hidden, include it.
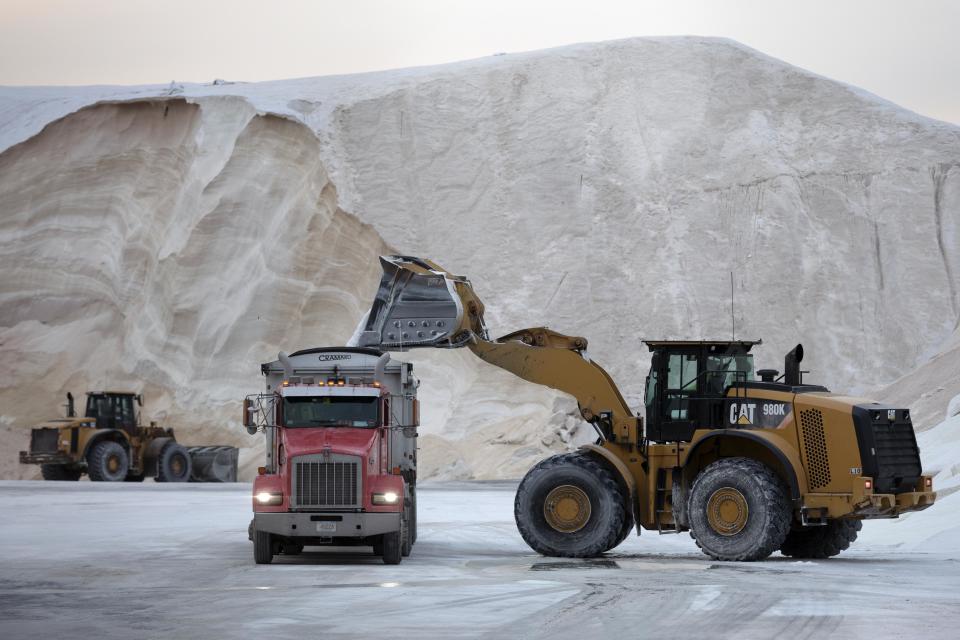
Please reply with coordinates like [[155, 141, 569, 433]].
[[352, 256, 485, 350], [187, 446, 239, 482]]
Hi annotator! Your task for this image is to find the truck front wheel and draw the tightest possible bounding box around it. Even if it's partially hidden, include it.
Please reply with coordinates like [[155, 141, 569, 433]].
[[687, 458, 791, 561], [780, 519, 862, 559], [41, 464, 81, 481], [87, 441, 129, 482], [382, 529, 402, 565], [515, 452, 626, 558], [254, 529, 274, 564]]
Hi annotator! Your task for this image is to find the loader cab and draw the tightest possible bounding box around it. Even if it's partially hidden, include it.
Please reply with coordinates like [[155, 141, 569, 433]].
[[84, 392, 141, 434], [643, 341, 759, 442]]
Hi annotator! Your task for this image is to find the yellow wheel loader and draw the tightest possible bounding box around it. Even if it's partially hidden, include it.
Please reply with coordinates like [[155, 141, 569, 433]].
[[19, 392, 238, 483], [351, 256, 936, 561]]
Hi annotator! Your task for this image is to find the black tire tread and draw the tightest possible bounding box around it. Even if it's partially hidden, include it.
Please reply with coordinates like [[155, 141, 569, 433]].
[[515, 452, 626, 558], [87, 441, 128, 482], [688, 457, 792, 562], [780, 519, 862, 559], [156, 442, 192, 483], [254, 530, 273, 564]]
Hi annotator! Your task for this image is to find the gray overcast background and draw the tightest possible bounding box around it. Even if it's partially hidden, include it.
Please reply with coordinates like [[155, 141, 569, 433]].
[[0, 0, 957, 125]]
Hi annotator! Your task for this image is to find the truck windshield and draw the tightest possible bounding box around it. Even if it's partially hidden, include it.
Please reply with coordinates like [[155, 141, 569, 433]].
[[283, 396, 378, 428]]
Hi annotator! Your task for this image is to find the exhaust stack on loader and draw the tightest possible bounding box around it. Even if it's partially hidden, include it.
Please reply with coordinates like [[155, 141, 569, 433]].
[[351, 255, 936, 561]]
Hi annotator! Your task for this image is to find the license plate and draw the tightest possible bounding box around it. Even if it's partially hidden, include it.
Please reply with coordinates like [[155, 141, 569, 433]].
[[316, 522, 337, 533]]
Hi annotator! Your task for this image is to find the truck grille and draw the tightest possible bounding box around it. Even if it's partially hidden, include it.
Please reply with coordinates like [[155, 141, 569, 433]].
[[291, 454, 361, 509], [30, 428, 60, 453]]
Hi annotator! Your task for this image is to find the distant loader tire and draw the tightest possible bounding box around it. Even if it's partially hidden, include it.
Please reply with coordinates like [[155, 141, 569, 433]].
[[156, 443, 192, 483], [41, 464, 81, 481], [254, 529, 274, 564], [282, 543, 304, 555], [382, 529, 402, 565], [515, 452, 625, 558], [780, 519, 862, 559], [87, 441, 129, 482], [688, 458, 791, 561]]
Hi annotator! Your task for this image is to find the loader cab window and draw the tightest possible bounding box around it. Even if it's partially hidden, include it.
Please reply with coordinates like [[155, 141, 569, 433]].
[[283, 396, 379, 428], [85, 394, 136, 432], [705, 354, 755, 394]]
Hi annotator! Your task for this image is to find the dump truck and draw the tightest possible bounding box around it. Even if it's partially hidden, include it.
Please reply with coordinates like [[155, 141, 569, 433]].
[[244, 347, 419, 564], [351, 255, 936, 561], [19, 391, 239, 482]]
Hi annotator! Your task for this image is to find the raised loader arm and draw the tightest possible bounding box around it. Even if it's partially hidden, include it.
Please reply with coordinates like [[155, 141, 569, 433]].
[[352, 256, 641, 445]]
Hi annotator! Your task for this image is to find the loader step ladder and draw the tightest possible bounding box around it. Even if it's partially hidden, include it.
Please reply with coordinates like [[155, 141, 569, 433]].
[[654, 468, 679, 534]]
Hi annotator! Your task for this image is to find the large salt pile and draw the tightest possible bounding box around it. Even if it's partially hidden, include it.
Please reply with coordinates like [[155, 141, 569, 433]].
[[0, 37, 958, 480]]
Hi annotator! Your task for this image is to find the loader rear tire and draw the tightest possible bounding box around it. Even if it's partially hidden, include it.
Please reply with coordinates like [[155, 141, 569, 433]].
[[87, 441, 128, 482], [779, 519, 862, 559], [41, 464, 81, 481], [156, 443, 192, 483], [688, 458, 791, 561], [515, 452, 625, 558], [254, 530, 274, 564]]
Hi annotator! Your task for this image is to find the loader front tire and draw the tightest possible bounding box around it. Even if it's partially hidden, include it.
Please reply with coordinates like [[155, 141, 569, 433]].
[[688, 458, 791, 561], [87, 441, 129, 482], [515, 452, 625, 558], [780, 519, 862, 559], [41, 464, 81, 481], [156, 443, 192, 483]]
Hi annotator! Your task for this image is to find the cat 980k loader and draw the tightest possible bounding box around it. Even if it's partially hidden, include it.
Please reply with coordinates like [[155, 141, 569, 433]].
[[351, 255, 936, 561]]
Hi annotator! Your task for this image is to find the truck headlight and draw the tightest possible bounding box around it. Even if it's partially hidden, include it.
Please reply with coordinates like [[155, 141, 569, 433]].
[[372, 491, 399, 505], [255, 491, 283, 505]]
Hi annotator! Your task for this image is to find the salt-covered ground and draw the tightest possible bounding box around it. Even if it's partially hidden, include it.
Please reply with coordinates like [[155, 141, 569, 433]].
[[0, 481, 957, 639]]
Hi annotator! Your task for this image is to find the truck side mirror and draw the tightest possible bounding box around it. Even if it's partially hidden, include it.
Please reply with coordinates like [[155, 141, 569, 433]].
[[136, 394, 143, 407], [243, 398, 256, 433]]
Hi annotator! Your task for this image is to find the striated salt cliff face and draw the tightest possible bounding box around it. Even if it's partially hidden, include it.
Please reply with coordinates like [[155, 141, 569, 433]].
[[0, 37, 958, 480]]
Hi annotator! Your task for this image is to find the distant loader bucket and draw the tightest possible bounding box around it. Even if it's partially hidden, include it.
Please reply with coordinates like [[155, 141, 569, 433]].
[[187, 446, 239, 482], [351, 256, 488, 350]]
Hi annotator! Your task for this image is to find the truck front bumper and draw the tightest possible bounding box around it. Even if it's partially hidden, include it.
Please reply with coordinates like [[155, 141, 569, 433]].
[[254, 511, 400, 538], [19, 451, 73, 465]]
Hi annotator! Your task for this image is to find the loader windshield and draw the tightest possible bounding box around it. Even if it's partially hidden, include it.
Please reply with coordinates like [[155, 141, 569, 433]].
[[283, 396, 379, 428]]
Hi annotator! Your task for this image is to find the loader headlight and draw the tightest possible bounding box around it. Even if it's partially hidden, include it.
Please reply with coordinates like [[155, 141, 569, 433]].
[[372, 491, 399, 505], [255, 491, 283, 505]]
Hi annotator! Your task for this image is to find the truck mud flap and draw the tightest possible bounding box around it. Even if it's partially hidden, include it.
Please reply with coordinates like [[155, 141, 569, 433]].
[[187, 446, 239, 482], [351, 256, 474, 350]]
